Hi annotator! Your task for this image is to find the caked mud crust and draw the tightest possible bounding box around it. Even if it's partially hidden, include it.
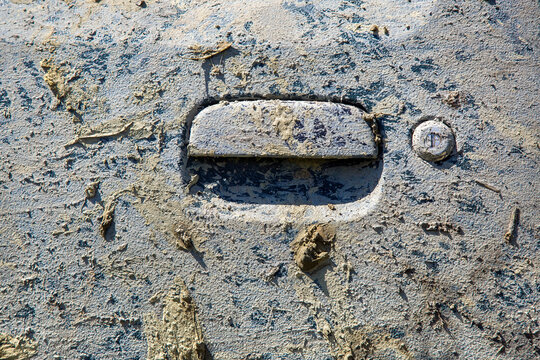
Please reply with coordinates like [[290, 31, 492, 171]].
[[0, 0, 538, 359]]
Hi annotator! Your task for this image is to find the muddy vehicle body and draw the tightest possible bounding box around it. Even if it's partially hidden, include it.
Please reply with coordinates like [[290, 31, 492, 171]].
[[0, 0, 539, 359]]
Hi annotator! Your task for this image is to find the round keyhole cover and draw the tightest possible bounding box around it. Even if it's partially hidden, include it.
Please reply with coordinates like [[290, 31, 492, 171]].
[[412, 120, 455, 162]]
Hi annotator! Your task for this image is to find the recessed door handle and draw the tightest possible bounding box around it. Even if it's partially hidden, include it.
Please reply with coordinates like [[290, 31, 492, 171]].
[[188, 100, 378, 159]]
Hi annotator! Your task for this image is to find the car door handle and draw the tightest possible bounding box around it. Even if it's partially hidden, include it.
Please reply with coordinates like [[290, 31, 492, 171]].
[[188, 100, 378, 159]]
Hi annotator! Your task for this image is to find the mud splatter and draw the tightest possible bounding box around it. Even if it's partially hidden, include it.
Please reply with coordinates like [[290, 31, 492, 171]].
[[40, 58, 91, 116], [334, 327, 413, 360], [271, 102, 297, 142], [362, 113, 382, 146], [0, 333, 37, 360], [291, 223, 335, 273], [84, 181, 99, 199], [95, 156, 200, 250], [65, 116, 154, 147], [188, 41, 232, 61], [418, 221, 463, 234], [143, 278, 207, 360], [442, 90, 462, 108], [99, 198, 116, 238], [40, 58, 69, 100], [504, 207, 520, 246]]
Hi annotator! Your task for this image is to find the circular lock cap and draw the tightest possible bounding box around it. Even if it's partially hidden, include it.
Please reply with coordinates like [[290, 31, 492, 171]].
[[412, 120, 455, 162]]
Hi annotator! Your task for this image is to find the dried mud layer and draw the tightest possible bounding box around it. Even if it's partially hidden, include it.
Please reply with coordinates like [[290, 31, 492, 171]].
[[0, 0, 539, 359]]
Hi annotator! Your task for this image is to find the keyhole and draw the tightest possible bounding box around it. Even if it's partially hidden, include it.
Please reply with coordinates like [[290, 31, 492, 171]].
[[425, 133, 441, 148]]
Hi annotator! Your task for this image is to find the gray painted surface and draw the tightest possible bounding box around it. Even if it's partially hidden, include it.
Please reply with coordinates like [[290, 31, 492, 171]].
[[0, 0, 538, 359]]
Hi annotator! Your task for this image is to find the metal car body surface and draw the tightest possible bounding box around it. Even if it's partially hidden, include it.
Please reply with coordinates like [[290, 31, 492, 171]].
[[0, 0, 538, 359]]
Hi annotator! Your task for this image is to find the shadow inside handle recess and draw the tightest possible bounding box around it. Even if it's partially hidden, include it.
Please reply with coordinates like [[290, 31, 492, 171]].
[[186, 157, 382, 206]]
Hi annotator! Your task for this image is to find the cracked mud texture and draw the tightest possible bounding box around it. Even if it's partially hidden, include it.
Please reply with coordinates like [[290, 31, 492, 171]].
[[0, 0, 539, 359]]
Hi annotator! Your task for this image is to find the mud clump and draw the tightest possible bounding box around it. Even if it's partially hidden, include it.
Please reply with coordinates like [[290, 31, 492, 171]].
[[0, 333, 37, 360], [99, 200, 116, 238], [419, 221, 463, 234], [504, 207, 520, 245], [85, 181, 99, 199], [271, 102, 297, 142], [335, 328, 412, 360], [173, 219, 194, 251], [362, 113, 382, 146], [39, 58, 92, 117], [442, 90, 462, 108], [143, 279, 207, 360], [40, 58, 69, 100], [187, 41, 232, 61], [291, 223, 335, 273]]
